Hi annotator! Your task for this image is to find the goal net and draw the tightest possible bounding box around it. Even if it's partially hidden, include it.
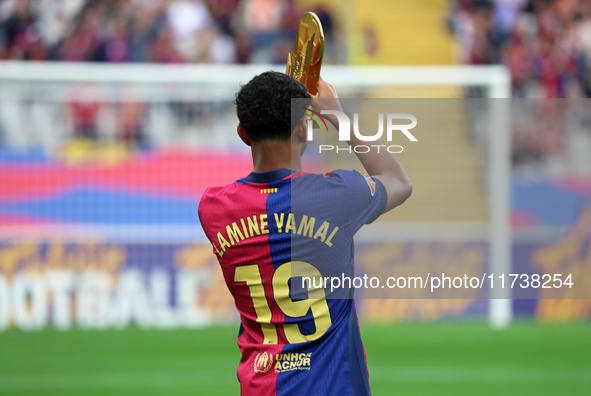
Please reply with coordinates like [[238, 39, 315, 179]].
[[0, 62, 511, 330]]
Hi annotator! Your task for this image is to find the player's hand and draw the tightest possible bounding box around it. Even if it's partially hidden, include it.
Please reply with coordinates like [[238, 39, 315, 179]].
[[312, 76, 343, 126]]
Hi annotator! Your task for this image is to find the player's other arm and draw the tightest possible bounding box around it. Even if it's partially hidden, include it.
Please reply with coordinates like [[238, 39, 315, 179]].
[[314, 77, 412, 213]]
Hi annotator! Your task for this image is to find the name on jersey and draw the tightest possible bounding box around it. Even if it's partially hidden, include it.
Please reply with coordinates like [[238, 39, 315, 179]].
[[213, 213, 339, 257], [254, 352, 312, 373]]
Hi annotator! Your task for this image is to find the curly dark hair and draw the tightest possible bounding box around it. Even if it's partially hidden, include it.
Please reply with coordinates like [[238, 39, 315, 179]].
[[235, 71, 312, 142]]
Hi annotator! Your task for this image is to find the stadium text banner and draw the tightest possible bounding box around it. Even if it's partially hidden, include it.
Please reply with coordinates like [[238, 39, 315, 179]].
[[1, 234, 590, 331]]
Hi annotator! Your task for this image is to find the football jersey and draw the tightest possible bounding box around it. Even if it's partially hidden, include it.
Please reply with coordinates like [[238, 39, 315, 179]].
[[198, 167, 387, 396]]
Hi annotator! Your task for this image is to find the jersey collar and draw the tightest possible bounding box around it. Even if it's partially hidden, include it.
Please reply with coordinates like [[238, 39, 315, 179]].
[[243, 168, 293, 183]]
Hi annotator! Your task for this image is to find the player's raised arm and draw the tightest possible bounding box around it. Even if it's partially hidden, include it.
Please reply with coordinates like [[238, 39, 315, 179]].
[[313, 77, 413, 213]]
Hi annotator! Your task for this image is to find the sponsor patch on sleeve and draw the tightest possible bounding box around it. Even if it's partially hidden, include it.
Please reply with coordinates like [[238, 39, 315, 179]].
[[362, 173, 377, 196]]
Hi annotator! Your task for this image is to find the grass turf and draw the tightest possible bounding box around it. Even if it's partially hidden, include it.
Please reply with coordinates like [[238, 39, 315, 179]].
[[0, 322, 589, 395]]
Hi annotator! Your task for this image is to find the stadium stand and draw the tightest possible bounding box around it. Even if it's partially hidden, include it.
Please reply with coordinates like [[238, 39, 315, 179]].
[[448, 0, 591, 98]]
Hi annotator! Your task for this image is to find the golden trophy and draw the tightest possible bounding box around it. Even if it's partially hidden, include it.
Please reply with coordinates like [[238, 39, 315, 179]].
[[286, 12, 325, 95]]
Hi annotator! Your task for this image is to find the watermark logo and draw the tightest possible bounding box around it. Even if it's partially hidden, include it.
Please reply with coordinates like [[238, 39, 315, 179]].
[[306, 110, 418, 153], [305, 108, 328, 132]]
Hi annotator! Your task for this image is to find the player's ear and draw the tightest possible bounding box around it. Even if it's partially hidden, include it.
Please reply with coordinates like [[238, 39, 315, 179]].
[[237, 124, 251, 146], [293, 118, 308, 143]]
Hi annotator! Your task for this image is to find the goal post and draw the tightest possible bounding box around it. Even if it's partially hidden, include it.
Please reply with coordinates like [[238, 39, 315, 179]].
[[320, 65, 512, 329], [0, 62, 512, 328]]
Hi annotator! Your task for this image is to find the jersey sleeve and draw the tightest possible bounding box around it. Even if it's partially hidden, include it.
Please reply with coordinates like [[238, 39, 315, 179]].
[[329, 169, 387, 234], [197, 187, 219, 255]]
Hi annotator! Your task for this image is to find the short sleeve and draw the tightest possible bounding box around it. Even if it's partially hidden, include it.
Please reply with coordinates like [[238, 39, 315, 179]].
[[329, 169, 387, 234]]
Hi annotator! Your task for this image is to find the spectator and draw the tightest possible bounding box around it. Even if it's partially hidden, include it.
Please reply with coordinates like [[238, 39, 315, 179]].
[[167, 0, 212, 61], [2, 0, 36, 59], [99, 16, 131, 62], [117, 93, 146, 146], [128, 7, 165, 62], [502, 21, 533, 95], [56, 6, 102, 61], [68, 84, 102, 140], [148, 26, 184, 63]]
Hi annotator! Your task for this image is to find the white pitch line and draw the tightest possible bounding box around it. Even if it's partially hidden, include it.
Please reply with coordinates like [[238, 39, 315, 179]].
[[369, 366, 591, 383], [0, 370, 229, 390], [1, 366, 589, 390]]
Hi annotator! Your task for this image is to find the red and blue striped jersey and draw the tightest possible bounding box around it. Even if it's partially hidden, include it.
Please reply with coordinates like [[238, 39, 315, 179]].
[[198, 168, 386, 395]]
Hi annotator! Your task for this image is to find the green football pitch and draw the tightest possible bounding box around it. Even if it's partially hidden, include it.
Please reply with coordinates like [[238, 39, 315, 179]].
[[0, 322, 589, 395]]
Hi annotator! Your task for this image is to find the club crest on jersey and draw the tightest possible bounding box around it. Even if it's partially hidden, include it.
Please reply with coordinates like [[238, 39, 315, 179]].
[[362, 173, 377, 196], [253, 352, 274, 373]]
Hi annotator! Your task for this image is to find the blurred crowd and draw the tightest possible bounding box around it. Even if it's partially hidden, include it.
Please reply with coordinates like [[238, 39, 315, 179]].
[[2, 0, 589, 166], [0, 0, 334, 64], [448, 0, 591, 98], [0, 0, 335, 149], [448, 0, 591, 170]]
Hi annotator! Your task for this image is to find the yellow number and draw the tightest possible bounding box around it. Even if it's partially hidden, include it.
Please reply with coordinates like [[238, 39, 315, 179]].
[[234, 261, 332, 345], [272, 261, 331, 343], [234, 265, 278, 344]]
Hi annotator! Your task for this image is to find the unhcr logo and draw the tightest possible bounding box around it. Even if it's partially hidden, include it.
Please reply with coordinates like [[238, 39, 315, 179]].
[[274, 352, 312, 373]]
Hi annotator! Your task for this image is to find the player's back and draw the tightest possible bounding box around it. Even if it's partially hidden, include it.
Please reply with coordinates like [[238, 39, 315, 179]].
[[198, 167, 386, 396]]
